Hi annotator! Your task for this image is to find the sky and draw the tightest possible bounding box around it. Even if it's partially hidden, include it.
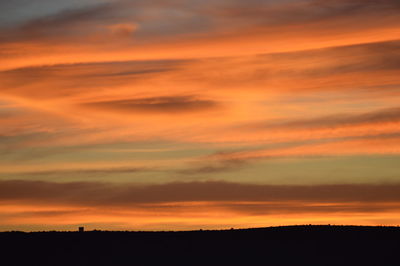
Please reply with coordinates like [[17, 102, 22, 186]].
[[1, 0, 400, 231]]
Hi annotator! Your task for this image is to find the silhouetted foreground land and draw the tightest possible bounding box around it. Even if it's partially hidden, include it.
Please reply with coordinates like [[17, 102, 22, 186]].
[[1, 225, 399, 266]]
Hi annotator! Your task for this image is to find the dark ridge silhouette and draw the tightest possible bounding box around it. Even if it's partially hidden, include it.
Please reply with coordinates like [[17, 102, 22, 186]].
[[1, 225, 399, 266]]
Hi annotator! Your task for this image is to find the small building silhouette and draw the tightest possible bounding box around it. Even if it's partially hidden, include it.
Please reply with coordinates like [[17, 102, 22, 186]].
[[79, 227, 84, 232]]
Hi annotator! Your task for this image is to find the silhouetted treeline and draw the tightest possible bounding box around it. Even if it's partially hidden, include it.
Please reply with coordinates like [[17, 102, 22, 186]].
[[1, 225, 399, 266]]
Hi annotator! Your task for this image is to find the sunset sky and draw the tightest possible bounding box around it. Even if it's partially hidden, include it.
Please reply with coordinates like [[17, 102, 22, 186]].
[[1, 0, 400, 231]]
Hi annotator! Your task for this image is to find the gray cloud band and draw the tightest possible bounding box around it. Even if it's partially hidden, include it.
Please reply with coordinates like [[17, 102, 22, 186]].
[[2, 180, 400, 206]]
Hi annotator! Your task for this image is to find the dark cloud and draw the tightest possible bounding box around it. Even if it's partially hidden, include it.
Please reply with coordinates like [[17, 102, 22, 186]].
[[2, 180, 400, 206], [0, 0, 110, 24], [0, 59, 183, 77], [89, 68, 171, 78], [3, 0, 398, 46], [83, 96, 218, 113], [206, 132, 400, 163], [217, 40, 400, 92], [0, 111, 17, 119], [210, 0, 400, 27], [0, 59, 189, 99], [0, 210, 86, 219], [165, 39, 400, 93], [18, 167, 151, 176], [0, 132, 54, 149], [259, 39, 400, 76], [0, 2, 117, 42], [0, 0, 212, 43], [218, 201, 400, 216], [177, 159, 247, 175], [257, 106, 400, 130]]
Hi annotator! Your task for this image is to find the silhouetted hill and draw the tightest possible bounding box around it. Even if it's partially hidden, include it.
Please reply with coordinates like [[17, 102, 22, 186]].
[[1, 225, 399, 266]]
